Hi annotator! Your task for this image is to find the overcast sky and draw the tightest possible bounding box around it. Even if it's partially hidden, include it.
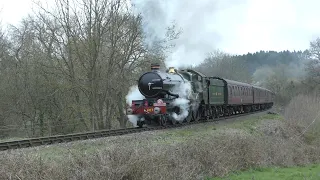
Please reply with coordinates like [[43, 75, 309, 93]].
[[1, 0, 320, 66]]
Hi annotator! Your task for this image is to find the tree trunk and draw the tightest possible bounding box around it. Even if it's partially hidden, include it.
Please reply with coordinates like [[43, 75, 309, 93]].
[[117, 92, 126, 128], [75, 92, 88, 131], [104, 98, 112, 129], [39, 112, 44, 136]]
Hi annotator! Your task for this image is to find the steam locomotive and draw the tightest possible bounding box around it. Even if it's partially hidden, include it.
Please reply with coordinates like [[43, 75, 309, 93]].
[[126, 64, 274, 128]]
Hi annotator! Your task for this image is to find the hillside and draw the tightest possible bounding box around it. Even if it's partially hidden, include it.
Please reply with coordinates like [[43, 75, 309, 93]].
[[1, 94, 319, 180], [233, 50, 309, 74]]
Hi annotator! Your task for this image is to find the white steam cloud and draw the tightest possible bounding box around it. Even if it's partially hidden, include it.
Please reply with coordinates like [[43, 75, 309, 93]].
[[170, 82, 193, 121], [126, 85, 144, 106], [171, 98, 190, 121], [125, 85, 144, 127], [131, 0, 248, 68]]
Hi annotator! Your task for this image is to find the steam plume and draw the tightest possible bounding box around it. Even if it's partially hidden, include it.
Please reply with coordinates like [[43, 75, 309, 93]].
[[170, 81, 193, 121], [131, 0, 247, 68], [125, 85, 144, 127], [126, 85, 144, 106]]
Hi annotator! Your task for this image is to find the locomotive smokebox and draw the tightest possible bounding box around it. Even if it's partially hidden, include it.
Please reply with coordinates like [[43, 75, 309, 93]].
[[138, 64, 184, 98], [138, 72, 163, 98]]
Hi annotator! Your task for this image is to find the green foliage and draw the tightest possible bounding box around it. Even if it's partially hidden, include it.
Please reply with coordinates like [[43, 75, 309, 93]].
[[209, 164, 320, 180]]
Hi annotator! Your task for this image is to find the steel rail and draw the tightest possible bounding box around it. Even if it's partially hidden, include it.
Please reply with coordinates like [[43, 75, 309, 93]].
[[0, 108, 271, 151]]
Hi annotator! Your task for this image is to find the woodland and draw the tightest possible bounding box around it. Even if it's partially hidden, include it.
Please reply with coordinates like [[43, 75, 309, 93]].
[[0, 0, 319, 139]]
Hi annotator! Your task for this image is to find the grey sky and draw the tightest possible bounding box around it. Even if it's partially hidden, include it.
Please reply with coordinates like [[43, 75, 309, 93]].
[[1, 0, 320, 67]]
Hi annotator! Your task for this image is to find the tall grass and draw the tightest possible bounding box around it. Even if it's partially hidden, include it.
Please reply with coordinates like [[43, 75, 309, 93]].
[[284, 94, 320, 145]]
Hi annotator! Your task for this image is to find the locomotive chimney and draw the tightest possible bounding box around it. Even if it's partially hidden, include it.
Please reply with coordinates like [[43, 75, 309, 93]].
[[151, 63, 160, 71]]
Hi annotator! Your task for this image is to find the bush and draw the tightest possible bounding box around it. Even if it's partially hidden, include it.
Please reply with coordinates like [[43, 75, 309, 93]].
[[284, 94, 320, 145]]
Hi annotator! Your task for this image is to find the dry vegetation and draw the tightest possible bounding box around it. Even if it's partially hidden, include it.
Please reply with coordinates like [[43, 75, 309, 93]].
[[0, 94, 320, 180], [284, 94, 320, 145]]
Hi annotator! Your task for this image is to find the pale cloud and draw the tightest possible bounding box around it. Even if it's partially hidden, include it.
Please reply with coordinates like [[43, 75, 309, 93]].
[[227, 0, 320, 54], [0, 0, 34, 26]]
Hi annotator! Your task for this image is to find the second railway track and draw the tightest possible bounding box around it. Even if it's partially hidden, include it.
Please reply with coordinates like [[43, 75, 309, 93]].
[[0, 108, 271, 151]]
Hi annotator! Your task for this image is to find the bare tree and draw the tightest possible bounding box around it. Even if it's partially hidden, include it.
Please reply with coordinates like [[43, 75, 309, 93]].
[[304, 38, 320, 92], [195, 50, 252, 83], [32, 0, 152, 129], [0, 0, 180, 139]]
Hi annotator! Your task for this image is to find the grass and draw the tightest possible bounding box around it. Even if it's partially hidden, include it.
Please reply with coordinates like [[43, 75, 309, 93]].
[[0, 137, 26, 143], [209, 164, 320, 180], [158, 113, 282, 140], [226, 113, 283, 129], [0, 100, 320, 180]]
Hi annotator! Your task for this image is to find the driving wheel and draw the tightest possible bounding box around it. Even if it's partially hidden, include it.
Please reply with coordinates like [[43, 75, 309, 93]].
[[159, 115, 167, 127]]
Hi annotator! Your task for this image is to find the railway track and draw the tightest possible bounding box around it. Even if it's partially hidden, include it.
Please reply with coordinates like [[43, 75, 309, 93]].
[[0, 108, 271, 151]]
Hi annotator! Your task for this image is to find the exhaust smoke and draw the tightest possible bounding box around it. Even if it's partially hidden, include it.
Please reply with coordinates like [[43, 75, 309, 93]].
[[170, 81, 194, 121], [125, 85, 144, 127]]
